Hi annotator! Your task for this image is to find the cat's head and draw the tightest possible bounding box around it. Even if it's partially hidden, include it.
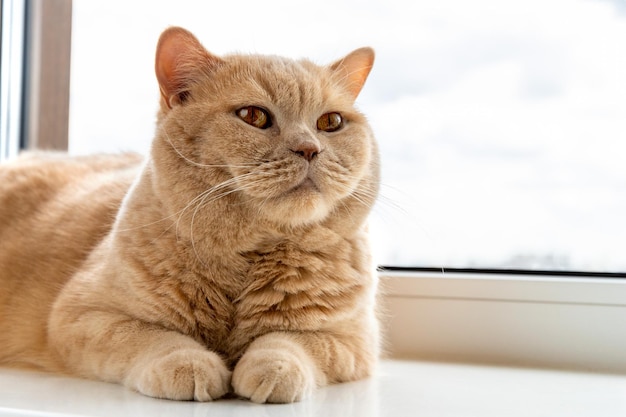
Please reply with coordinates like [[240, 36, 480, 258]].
[[152, 27, 379, 229]]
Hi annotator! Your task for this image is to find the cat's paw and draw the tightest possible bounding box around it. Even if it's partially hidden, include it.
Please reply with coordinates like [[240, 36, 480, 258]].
[[131, 349, 231, 401], [232, 348, 317, 403]]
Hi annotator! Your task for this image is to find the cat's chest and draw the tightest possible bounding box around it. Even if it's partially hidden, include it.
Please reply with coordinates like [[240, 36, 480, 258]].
[[166, 235, 365, 359], [186, 281, 236, 352], [154, 261, 245, 353], [225, 240, 365, 357]]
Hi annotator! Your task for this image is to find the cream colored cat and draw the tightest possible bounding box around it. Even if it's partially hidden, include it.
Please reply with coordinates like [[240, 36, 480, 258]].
[[0, 27, 379, 403]]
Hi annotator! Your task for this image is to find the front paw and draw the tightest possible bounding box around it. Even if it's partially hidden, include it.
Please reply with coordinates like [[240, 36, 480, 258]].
[[131, 349, 231, 401], [232, 348, 316, 403]]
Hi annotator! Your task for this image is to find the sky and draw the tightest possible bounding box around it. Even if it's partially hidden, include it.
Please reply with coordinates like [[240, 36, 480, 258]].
[[69, 0, 626, 272]]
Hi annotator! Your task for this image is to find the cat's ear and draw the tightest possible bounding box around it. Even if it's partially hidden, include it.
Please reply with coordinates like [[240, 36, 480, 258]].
[[155, 27, 222, 109], [330, 47, 375, 100]]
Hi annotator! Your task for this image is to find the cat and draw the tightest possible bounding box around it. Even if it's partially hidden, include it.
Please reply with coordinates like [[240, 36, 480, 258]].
[[0, 26, 380, 403]]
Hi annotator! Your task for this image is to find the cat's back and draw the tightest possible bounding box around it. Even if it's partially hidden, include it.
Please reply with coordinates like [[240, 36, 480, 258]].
[[0, 152, 141, 228], [0, 152, 142, 368]]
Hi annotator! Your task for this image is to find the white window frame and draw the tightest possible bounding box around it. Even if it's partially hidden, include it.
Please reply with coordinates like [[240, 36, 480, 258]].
[[0, 0, 26, 161], [380, 270, 626, 372]]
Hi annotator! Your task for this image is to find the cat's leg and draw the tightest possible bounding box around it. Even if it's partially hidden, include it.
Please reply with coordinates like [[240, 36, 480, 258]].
[[232, 328, 377, 403], [48, 308, 231, 401]]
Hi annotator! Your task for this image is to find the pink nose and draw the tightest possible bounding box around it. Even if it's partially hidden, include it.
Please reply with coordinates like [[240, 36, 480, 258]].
[[291, 141, 320, 162]]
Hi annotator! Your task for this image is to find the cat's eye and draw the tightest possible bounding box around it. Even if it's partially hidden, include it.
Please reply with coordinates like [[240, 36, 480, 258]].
[[317, 112, 343, 133], [237, 106, 272, 129]]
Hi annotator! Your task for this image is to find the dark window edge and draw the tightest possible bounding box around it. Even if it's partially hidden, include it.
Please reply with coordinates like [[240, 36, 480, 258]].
[[377, 266, 626, 279]]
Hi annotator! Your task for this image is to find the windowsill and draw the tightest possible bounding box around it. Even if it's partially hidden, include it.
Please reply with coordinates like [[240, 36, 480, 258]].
[[1, 360, 625, 416]]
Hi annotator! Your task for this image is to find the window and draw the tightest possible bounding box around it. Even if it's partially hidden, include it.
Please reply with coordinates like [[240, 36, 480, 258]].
[[13, 0, 626, 372], [69, 0, 626, 274]]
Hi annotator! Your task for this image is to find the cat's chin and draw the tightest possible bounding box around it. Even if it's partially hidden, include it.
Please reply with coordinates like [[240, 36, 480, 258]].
[[258, 187, 332, 228]]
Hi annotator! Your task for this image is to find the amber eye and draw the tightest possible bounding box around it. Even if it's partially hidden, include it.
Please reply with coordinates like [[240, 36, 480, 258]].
[[237, 106, 272, 129], [317, 112, 343, 132]]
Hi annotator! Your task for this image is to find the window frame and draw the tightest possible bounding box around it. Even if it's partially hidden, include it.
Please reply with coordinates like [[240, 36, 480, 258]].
[[0, 0, 71, 161], [21, 0, 72, 151], [0, 0, 26, 161], [380, 269, 626, 373]]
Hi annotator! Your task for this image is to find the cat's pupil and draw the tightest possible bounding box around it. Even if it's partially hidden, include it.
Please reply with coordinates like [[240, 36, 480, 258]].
[[317, 112, 343, 132], [237, 106, 272, 129]]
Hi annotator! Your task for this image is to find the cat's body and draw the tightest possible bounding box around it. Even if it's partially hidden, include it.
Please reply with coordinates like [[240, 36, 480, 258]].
[[0, 27, 380, 403]]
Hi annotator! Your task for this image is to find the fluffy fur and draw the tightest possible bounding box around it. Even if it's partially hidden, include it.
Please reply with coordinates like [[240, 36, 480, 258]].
[[0, 27, 380, 403]]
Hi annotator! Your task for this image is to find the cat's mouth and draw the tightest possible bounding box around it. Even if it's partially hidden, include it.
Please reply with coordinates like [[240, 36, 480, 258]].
[[276, 173, 324, 201], [289, 177, 319, 194], [255, 173, 330, 226]]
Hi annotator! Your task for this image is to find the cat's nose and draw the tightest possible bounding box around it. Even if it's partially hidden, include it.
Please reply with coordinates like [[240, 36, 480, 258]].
[[291, 141, 320, 162]]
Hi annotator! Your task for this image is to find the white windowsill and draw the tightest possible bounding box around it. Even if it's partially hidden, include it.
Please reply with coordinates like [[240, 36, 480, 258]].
[[1, 360, 626, 417]]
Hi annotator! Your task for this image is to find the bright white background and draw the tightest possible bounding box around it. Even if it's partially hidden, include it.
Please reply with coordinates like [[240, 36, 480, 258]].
[[69, 0, 626, 272]]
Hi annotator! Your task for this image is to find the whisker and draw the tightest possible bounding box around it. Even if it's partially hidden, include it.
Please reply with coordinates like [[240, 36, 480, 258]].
[[324, 174, 411, 230], [164, 171, 261, 241], [116, 212, 178, 233], [187, 177, 271, 266], [162, 127, 255, 169]]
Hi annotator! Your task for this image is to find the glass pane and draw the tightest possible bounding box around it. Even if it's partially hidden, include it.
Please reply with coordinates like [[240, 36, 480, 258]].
[[0, 0, 26, 161], [69, 0, 626, 273]]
